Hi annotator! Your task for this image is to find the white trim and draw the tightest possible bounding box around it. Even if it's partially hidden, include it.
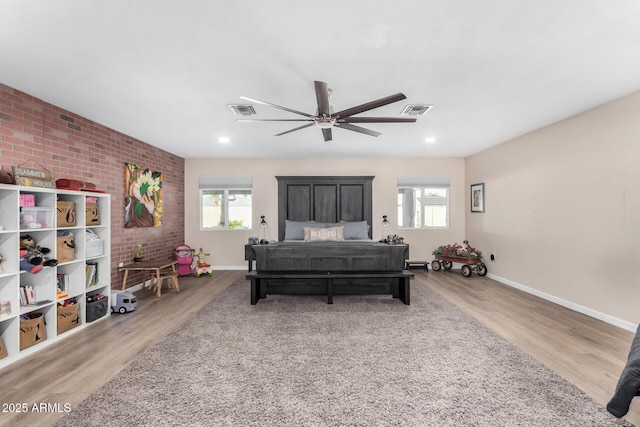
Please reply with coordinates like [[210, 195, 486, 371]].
[[397, 175, 450, 187], [212, 265, 247, 271], [198, 176, 253, 188], [487, 273, 638, 332], [125, 282, 148, 293]]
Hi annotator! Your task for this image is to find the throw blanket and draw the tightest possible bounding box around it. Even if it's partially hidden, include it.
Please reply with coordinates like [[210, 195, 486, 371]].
[[607, 324, 640, 418]]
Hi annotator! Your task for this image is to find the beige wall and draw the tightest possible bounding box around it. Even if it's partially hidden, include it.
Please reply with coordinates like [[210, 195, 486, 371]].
[[466, 90, 640, 328], [185, 157, 466, 268]]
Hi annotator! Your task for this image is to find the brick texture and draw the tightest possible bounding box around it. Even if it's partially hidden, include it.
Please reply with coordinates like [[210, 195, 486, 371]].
[[0, 83, 185, 290]]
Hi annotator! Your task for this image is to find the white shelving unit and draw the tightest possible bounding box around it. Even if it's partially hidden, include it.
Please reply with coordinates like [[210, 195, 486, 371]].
[[0, 183, 111, 369]]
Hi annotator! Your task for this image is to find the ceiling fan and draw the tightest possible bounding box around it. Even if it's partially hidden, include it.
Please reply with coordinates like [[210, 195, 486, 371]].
[[237, 81, 417, 142]]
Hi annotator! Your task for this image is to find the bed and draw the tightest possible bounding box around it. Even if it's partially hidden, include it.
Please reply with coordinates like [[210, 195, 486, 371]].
[[246, 176, 413, 304]]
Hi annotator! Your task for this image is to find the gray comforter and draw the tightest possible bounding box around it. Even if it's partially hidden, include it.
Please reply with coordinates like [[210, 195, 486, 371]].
[[607, 324, 640, 418]]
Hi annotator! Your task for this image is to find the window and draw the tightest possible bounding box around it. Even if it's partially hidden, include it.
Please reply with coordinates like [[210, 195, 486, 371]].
[[199, 177, 252, 230], [397, 176, 449, 229]]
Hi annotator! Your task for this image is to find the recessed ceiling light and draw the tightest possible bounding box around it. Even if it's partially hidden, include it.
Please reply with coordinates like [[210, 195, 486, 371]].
[[424, 137, 436, 144], [218, 137, 231, 143]]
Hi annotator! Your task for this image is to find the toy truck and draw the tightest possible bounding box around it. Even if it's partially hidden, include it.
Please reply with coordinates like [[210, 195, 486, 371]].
[[111, 291, 137, 314]]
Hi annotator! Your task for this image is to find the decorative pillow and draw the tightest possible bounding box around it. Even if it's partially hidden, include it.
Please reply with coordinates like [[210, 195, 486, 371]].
[[303, 226, 344, 241], [284, 220, 323, 240], [340, 221, 370, 240]]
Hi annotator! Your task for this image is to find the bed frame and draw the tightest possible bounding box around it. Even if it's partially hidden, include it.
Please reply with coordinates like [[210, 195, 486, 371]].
[[246, 176, 412, 304]]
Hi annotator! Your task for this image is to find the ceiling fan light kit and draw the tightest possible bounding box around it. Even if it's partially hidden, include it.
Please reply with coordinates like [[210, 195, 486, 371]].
[[238, 80, 419, 142], [314, 117, 335, 129]]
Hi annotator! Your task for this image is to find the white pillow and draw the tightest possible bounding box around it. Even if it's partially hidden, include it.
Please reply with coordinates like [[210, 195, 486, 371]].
[[303, 226, 344, 241]]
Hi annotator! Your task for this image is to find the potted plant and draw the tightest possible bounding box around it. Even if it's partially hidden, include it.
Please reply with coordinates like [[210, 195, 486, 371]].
[[133, 244, 143, 262]]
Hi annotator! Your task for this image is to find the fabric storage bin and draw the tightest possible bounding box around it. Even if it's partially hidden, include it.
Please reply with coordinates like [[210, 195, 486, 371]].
[[56, 201, 76, 227], [57, 303, 80, 334], [0, 335, 7, 359], [20, 312, 47, 350], [86, 202, 100, 226], [86, 297, 108, 322], [57, 231, 76, 263], [85, 229, 104, 257], [20, 207, 54, 229]]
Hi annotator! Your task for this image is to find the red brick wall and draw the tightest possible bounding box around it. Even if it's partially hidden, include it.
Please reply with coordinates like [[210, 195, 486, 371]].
[[0, 83, 185, 289]]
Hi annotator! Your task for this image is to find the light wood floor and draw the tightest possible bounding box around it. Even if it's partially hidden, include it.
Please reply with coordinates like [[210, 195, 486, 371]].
[[0, 269, 637, 426]]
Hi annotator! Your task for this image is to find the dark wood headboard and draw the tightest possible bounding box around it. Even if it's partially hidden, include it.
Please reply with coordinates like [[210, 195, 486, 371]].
[[276, 176, 374, 241]]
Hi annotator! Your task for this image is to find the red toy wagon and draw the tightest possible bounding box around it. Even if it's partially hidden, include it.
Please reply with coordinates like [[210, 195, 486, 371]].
[[431, 240, 487, 277]]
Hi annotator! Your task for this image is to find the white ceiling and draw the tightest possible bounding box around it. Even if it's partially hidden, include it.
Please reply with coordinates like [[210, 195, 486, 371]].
[[1, 0, 639, 159]]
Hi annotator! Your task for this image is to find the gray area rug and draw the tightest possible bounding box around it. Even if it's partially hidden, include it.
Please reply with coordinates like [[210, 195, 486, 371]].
[[55, 280, 633, 426]]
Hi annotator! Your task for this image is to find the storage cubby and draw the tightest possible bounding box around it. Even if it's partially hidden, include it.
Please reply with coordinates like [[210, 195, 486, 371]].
[[57, 262, 85, 299], [0, 189, 18, 231], [0, 317, 18, 359], [0, 276, 18, 319], [0, 184, 111, 368], [19, 269, 56, 313], [86, 290, 109, 323], [0, 233, 18, 275]]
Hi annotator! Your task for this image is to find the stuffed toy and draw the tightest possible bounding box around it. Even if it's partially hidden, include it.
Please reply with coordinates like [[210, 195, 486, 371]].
[[20, 235, 57, 272], [20, 249, 43, 274]]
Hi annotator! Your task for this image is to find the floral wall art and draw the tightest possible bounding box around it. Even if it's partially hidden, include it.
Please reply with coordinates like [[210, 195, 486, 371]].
[[125, 162, 163, 228]]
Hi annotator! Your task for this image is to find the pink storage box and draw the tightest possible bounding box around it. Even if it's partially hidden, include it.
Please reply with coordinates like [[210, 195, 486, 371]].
[[19, 194, 35, 207]]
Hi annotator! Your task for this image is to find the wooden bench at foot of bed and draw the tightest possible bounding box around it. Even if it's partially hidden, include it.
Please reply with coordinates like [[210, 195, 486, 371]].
[[246, 270, 414, 305]]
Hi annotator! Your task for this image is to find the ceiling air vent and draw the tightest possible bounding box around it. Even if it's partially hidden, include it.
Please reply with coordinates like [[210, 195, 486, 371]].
[[400, 104, 433, 116], [227, 104, 256, 116]]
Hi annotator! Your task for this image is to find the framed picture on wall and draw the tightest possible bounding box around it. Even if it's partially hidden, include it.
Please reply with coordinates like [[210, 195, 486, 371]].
[[471, 183, 484, 213]]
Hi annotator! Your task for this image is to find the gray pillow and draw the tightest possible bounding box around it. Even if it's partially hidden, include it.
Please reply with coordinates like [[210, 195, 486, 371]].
[[340, 220, 370, 240], [284, 220, 324, 240]]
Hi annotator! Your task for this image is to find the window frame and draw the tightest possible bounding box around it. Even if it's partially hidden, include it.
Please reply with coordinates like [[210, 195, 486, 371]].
[[397, 185, 450, 230], [199, 187, 253, 230]]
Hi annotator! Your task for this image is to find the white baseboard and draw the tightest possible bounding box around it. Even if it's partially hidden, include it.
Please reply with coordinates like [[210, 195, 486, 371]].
[[122, 267, 246, 293], [123, 281, 149, 293], [487, 273, 638, 333], [212, 265, 247, 271]]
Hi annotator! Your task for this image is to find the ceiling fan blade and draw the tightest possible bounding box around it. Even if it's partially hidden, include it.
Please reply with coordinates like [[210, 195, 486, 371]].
[[321, 128, 332, 142], [314, 81, 331, 117], [240, 96, 314, 118], [274, 123, 314, 136], [340, 117, 417, 123], [335, 122, 382, 137], [333, 93, 407, 119], [236, 119, 313, 122]]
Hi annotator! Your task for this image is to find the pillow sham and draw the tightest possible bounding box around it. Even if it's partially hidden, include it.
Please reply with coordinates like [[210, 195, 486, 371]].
[[340, 220, 370, 240], [284, 220, 323, 240], [303, 226, 344, 241]]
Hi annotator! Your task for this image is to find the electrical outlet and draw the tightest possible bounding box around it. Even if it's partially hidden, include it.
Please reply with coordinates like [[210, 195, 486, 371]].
[[118, 262, 124, 268], [490, 253, 495, 261]]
